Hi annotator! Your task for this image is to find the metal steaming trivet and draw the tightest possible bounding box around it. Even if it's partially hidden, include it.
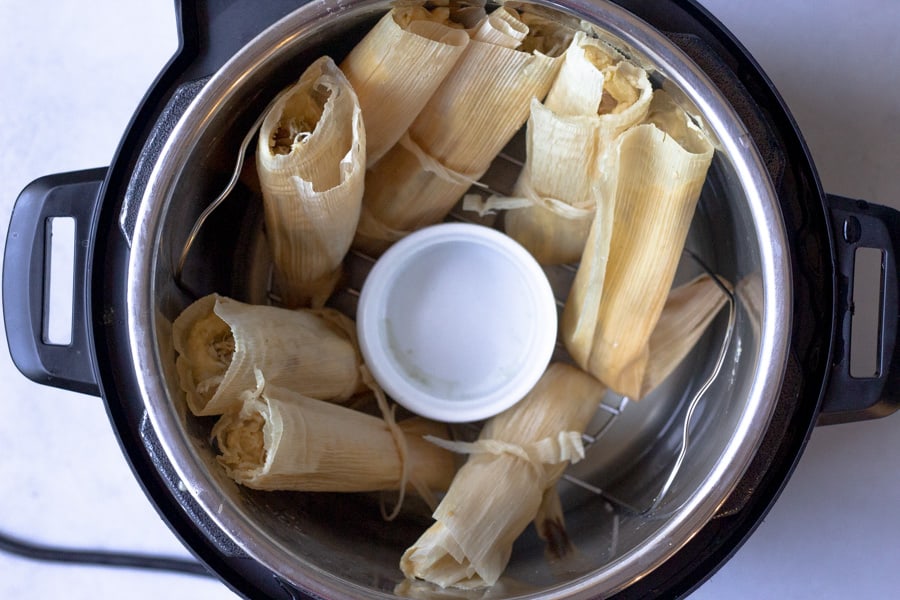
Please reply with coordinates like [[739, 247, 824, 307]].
[[174, 123, 738, 521]]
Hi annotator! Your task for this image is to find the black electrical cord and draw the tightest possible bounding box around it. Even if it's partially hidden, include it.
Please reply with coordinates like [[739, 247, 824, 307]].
[[0, 526, 214, 577]]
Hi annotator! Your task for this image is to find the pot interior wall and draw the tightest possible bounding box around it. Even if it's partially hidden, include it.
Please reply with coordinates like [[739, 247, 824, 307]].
[[140, 1, 777, 597]]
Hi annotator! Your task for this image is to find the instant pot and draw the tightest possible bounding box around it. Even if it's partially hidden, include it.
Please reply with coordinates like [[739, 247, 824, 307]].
[[4, 0, 899, 598]]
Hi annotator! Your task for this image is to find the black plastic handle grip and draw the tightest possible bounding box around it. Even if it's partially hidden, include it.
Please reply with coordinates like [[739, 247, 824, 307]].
[[3, 168, 106, 397], [819, 194, 900, 424], [175, 0, 305, 81]]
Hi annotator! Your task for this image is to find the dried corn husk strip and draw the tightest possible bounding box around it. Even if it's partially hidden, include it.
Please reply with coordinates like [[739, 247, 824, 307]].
[[257, 56, 365, 308], [400, 363, 605, 589], [641, 274, 730, 397], [212, 372, 457, 496], [533, 486, 571, 559], [360, 364, 428, 520], [737, 271, 763, 342], [353, 7, 566, 255], [394, 577, 532, 599], [172, 294, 363, 416], [562, 90, 715, 398], [340, 6, 469, 166], [502, 33, 652, 264], [542, 32, 614, 116], [472, 4, 528, 45]]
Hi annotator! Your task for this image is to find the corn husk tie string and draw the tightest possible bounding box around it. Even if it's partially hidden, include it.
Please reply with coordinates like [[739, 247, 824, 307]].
[[361, 364, 441, 519], [211, 369, 456, 502], [424, 431, 586, 475]]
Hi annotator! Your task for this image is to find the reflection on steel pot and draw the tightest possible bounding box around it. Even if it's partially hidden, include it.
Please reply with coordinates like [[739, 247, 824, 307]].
[[3, 1, 898, 599]]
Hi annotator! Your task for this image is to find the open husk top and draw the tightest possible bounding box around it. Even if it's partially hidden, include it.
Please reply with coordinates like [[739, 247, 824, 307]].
[[257, 55, 365, 309], [172, 294, 364, 416]]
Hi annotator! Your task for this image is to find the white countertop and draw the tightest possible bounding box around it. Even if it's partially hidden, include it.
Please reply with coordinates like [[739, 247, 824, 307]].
[[1, 1, 898, 598]]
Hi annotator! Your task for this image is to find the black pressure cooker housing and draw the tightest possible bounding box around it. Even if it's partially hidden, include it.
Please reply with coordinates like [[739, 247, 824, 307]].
[[5, 0, 899, 598]]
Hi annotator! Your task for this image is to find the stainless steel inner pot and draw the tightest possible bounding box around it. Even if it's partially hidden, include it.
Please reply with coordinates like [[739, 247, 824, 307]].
[[126, 1, 791, 597]]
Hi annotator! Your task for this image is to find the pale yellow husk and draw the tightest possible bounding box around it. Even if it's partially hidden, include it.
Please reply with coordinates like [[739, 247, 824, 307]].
[[353, 7, 568, 255], [562, 89, 715, 398], [641, 274, 731, 397], [532, 484, 572, 559], [736, 271, 764, 342], [340, 6, 469, 166], [400, 363, 605, 589], [172, 294, 363, 416], [502, 32, 653, 264], [256, 56, 365, 308], [211, 375, 457, 496]]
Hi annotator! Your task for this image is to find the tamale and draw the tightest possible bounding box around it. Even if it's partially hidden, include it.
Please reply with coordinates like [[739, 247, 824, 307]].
[[211, 373, 457, 498], [400, 363, 605, 589], [502, 32, 653, 264], [353, 7, 568, 255], [340, 6, 469, 167], [256, 56, 365, 308], [529, 274, 730, 560], [562, 89, 715, 398], [172, 294, 363, 416]]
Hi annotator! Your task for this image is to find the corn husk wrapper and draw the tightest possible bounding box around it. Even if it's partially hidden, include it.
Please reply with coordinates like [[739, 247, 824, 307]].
[[532, 484, 572, 560], [400, 363, 605, 589], [353, 7, 567, 255], [340, 6, 469, 167], [736, 271, 764, 342], [256, 56, 365, 308], [172, 294, 363, 416], [499, 33, 653, 264], [641, 274, 731, 396], [562, 90, 715, 398], [211, 373, 456, 500]]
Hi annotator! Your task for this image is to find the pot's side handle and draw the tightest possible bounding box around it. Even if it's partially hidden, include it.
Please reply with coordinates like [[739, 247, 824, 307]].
[[3, 168, 106, 397], [175, 0, 307, 80], [819, 195, 900, 424]]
